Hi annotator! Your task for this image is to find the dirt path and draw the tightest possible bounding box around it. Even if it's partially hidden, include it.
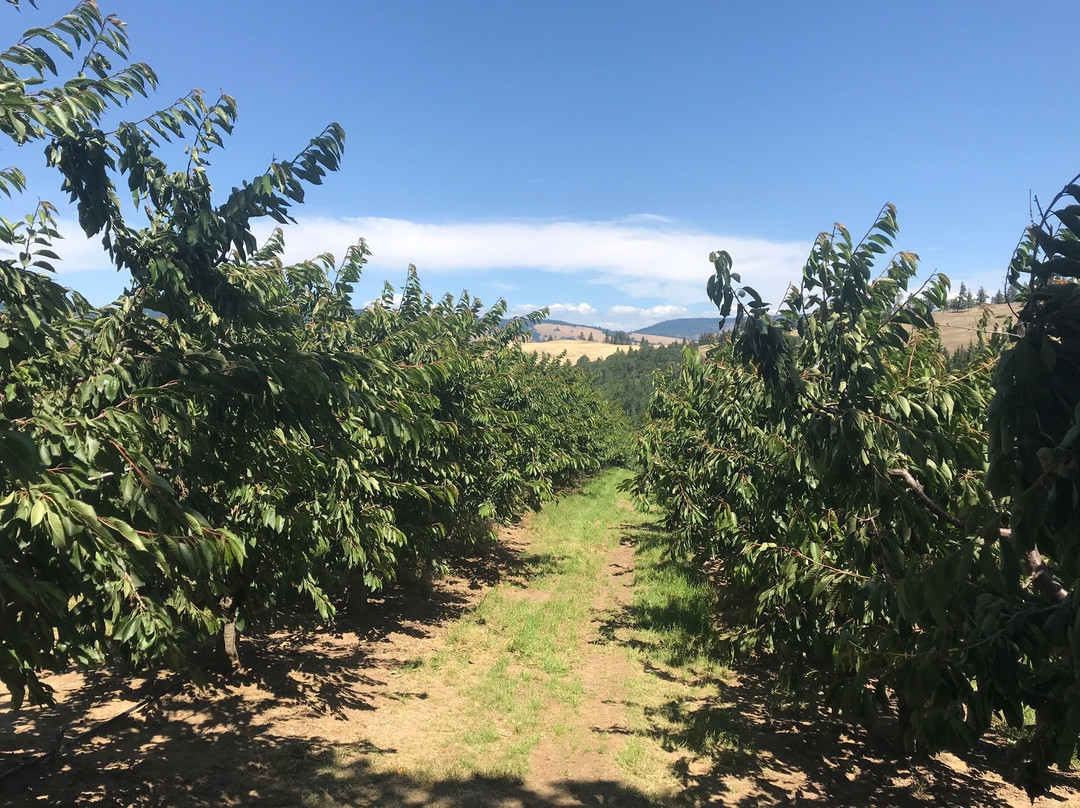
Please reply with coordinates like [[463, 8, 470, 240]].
[[0, 475, 674, 808], [3, 473, 1080, 807], [0, 521, 538, 807], [523, 536, 659, 805]]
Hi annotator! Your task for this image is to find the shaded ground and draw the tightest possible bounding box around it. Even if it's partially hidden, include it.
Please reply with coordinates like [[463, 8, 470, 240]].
[[0, 523, 546, 807], [617, 525, 1080, 807], [2, 481, 1079, 806]]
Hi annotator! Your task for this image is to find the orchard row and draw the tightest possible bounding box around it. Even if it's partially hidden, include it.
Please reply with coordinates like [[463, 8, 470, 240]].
[[631, 196, 1080, 793], [0, 3, 629, 706]]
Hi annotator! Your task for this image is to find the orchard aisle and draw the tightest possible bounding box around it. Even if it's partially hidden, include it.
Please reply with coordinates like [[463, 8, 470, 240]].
[[7, 469, 1076, 807], [348, 470, 697, 807], [2, 471, 709, 807]]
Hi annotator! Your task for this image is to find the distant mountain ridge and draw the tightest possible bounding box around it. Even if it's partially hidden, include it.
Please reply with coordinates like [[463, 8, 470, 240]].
[[507, 304, 1014, 348], [635, 317, 721, 339], [502, 316, 723, 342]]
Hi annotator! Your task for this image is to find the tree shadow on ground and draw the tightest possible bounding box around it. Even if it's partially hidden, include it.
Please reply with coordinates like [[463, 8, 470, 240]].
[[5, 713, 663, 807], [0, 532, 563, 806], [650, 668, 1080, 807], [7, 521, 1079, 807], [605, 527, 1080, 807]]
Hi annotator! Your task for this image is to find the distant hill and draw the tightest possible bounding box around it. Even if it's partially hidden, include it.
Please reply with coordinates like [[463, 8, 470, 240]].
[[505, 305, 1016, 354], [933, 303, 1014, 353], [521, 341, 640, 362], [635, 317, 722, 340], [532, 321, 608, 343], [502, 317, 685, 346], [531, 321, 683, 346]]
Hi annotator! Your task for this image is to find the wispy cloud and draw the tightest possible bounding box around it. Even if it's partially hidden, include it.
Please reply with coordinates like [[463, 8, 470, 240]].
[[255, 215, 812, 309], [600, 304, 691, 330], [607, 303, 687, 319], [0, 222, 113, 275], [506, 302, 693, 330], [24, 215, 813, 322], [509, 302, 598, 317]]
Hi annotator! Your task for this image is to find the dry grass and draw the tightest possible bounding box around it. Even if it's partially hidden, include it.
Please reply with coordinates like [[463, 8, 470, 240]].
[[531, 322, 684, 346], [8, 469, 1079, 807], [531, 323, 609, 343], [932, 303, 1016, 353], [522, 304, 1015, 365], [520, 340, 639, 362]]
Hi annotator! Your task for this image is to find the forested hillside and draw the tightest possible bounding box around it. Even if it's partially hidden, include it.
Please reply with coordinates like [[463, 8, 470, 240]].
[[634, 317, 721, 340], [575, 341, 691, 423]]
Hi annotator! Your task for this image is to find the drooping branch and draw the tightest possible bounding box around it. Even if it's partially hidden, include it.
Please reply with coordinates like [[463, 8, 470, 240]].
[[1026, 546, 1070, 603], [887, 468, 965, 530], [887, 468, 1071, 603]]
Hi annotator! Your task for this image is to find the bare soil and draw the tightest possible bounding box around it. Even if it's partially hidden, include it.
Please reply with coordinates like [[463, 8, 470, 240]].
[[525, 537, 659, 806], [3, 515, 1079, 807]]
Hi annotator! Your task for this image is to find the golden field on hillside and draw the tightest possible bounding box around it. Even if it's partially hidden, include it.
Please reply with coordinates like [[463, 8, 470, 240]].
[[933, 303, 1016, 353], [531, 322, 684, 346], [522, 304, 1016, 364], [520, 340, 640, 362]]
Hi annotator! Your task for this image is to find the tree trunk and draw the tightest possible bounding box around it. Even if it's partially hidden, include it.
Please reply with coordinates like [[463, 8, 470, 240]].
[[346, 567, 369, 615], [218, 595, 246, 673]]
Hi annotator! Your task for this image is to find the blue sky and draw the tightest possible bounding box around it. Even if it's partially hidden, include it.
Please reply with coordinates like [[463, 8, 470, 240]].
[[5, 1, 1079, 329]]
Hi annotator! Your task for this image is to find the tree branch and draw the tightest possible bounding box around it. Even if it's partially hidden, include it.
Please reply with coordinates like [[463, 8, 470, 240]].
[[887, 468, 965, 529], [1026, 546, 1070, 603], [887, 468, 1071, 604]]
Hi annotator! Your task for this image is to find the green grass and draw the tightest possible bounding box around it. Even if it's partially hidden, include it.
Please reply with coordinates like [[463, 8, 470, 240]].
[[616, 735, 648, 772], [400, 470, 640, 781], [610, 509, 756, 782], [627, 531, 723, 669], [332, 470, 748, 801], [266, 470, 751, 805]]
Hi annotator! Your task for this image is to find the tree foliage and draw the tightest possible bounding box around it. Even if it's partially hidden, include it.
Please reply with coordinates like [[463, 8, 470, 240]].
[[986, 175, 1080, 781], [0, 2, 629, 707], [630, 197, 1080, 792]]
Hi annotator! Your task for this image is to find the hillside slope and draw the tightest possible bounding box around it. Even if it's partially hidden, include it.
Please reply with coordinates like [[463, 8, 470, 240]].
[[933, 303, 1015, 353], [530, 322, 683, 346], [521, 340, 639, 362], [635, 317, 720, 340]]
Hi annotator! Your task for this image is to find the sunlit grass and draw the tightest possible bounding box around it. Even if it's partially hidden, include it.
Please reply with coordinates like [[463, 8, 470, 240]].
[[394, 471, 635, 782], [285, 470, 741, 805]]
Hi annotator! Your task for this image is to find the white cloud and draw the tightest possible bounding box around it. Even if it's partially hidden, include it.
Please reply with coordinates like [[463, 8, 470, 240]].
[[507, 302, 693, 330], [18, 215, 811, 319], [618, 213, 675, 226], [253, 215, 811, 308], [0, 221, 112, 275], [508, 301, 600, 320], [364, 292, 404, 309], [607, 304, 687, 319], [600, 304, 690, 330]]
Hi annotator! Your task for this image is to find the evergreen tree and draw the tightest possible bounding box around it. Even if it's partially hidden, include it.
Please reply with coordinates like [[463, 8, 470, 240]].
[[951, 282, 970, 310], [575, 342, 690, 422]]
